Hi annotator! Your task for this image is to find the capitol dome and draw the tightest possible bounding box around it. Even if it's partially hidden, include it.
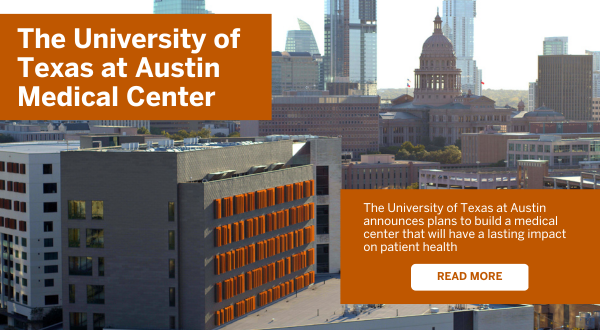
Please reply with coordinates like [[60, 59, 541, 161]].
[[413, 11, 462, 106], [421, 13, 455, 58]]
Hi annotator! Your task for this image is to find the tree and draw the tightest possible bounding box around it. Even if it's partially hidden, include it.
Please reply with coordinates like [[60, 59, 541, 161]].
[[406, 182, 419, 190], [150, 127, 163, 135], [137, 127, 150, 135], [228, 131, 240, 137]]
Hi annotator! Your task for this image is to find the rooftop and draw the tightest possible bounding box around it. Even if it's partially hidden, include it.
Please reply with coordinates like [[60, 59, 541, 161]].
[[221, 276, 525, 330], [421, 167, 514, 175], [0, 141, 81, 154]]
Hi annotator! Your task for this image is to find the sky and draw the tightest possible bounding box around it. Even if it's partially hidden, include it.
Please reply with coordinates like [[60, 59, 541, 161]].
[[2, 0, 599, 90]]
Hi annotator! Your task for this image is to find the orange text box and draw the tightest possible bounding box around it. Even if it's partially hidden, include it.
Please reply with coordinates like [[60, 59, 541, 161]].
[[341, 189, 600, 303], [0, 14, 272, 120]]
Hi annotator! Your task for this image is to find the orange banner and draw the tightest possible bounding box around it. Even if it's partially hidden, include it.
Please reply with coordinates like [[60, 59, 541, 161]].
[[0, 14, 272, 120], [341, 189, 600, 303]]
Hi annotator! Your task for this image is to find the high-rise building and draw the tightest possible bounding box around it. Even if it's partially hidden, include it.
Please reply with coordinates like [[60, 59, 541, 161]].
[[153, 0, 211, 14], [324, 0, 377, 96], [285, 19, 320, 55], [537, 55, 593, 121], [0, 141, 79, 328], [442, 0, 482, 95], [61, 136, 340, 330], [272, 52, 321, 95], [543, 37, 569, 55], [586, 50, 600, 98], [528, 82, 537, 111]]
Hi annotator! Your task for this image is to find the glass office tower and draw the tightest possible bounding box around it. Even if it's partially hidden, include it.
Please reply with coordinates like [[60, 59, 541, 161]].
[[324, 0, 377, 96], [285, 19, 321, 55], [544, 37, 569, 55], [442, 0, 481, 95], [153, 0, 210, 14]]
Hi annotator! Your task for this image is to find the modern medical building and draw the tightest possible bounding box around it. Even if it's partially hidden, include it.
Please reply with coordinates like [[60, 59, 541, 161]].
[[0, 141, 79, 328], [60, 136, 341, 330]]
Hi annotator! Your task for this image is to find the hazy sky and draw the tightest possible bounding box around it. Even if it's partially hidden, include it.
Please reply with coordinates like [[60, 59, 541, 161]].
[[2, 0, 599, 90]]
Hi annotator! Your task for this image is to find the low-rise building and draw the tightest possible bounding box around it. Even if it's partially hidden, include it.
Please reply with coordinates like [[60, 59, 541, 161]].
[[419, 168, 518, 190], [507, 136, 600, 168], [0, 123, 66, 143], [343, 154, 439, 189]]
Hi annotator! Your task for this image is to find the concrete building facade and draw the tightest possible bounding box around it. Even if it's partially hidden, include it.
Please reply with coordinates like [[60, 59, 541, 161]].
[[0, 142, 79, 329], [507, 136, 600, 167], [537, 55, 594, 121], [272, 52, 321, 95], [60, 137, 340, 330], [243, 93, 379, 157], [343, 154, 440, 189]]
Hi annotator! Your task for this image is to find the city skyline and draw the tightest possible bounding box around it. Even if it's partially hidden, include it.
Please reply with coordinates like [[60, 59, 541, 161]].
[[2, 0, 599, 91]]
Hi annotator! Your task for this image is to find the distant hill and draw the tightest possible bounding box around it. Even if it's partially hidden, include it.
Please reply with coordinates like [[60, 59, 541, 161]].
[[378, 89, 528, 108]]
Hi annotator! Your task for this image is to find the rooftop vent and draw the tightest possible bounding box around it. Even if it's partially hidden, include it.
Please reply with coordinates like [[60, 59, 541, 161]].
[[248, 165, 267, 174], [122, 142, 140, 150], [184, 137, 199, 145], [158, 139, 175, 148], [267, 163, 285, 171]]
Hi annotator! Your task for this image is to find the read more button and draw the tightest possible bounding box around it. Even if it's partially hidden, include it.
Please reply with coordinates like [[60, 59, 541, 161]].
[[411, 264, 529, 291]]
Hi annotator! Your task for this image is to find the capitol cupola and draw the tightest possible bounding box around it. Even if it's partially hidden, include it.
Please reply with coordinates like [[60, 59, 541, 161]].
[[413, 10, 463, 106]]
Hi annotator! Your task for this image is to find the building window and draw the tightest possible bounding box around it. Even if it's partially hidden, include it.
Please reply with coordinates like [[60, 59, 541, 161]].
[[44, 221, 53, 232], [98, 257, 105, 276], [45, 279, 54, 287], [170, 316, 176, 330], [169, 287, 176, 307], [43, 164, 53, 174], [70, 312, 87, 330], [69, 257, 92, 276], [21, 237, 27, 247], [317, 244, 330, 273], [68, 229, 80, 247], [168, 231, 175, 250], [44, 252, 58, 260], [44, 238, 54, 247], [22, 252, 27, 260], [44, 265, 59, 273], [43, 183, 58, 194], [86, 229, 104, 248], [22, 278, 27, 287], [316, 205, 329, 235], [69, 284, 76, 303], [87, 285, 105, 304], [93, 314, 106, 330], [45, 295, 59, 305], [68, 200, 86, 219], [168, 202, 175, 222], [15, 263, 21, 271], [92, 201, 104, 220], [44, 202, 58, 213], [316, 166, 329, 195], [169, 259, 175, 278], [22, 294, 28, 305]]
